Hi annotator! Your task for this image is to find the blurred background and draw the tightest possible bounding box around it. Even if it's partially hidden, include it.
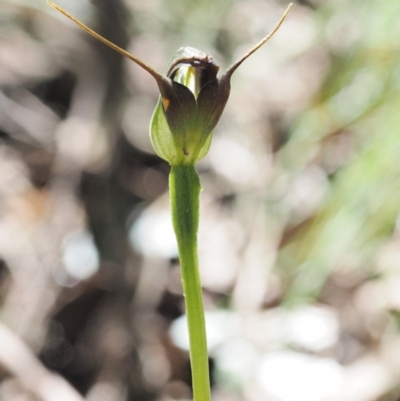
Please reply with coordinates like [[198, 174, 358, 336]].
[[0, 0, 400, 400]]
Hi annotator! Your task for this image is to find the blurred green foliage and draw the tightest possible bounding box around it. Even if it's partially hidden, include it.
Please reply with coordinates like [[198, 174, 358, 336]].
[[278, 0, 400, 303]]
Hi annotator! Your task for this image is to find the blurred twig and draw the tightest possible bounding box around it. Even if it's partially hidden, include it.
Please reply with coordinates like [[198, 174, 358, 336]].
[[0, 322, 85, 401]]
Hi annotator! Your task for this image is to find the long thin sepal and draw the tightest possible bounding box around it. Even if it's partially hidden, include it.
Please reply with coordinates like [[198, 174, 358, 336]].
[[224, 3, 293, 78], [47, 1, 167, 84]]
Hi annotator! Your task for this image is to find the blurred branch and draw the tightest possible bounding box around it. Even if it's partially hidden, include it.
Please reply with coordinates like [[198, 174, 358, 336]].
[[0, 321, 85, 401]]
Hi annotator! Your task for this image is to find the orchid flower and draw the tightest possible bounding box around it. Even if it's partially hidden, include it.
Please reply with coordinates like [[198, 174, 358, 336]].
[[47, 3, 292, 400]]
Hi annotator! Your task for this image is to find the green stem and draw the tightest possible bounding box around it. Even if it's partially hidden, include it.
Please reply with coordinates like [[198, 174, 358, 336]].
[[169, 165, 211, 401]]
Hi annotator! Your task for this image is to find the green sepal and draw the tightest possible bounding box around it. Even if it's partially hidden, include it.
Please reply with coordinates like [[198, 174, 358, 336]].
[[150, 98, 177, 164], [150, 93, 214, 166]]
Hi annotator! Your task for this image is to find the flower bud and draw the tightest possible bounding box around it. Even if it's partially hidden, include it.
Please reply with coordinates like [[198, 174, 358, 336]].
[[150, 47, 231, 165]]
